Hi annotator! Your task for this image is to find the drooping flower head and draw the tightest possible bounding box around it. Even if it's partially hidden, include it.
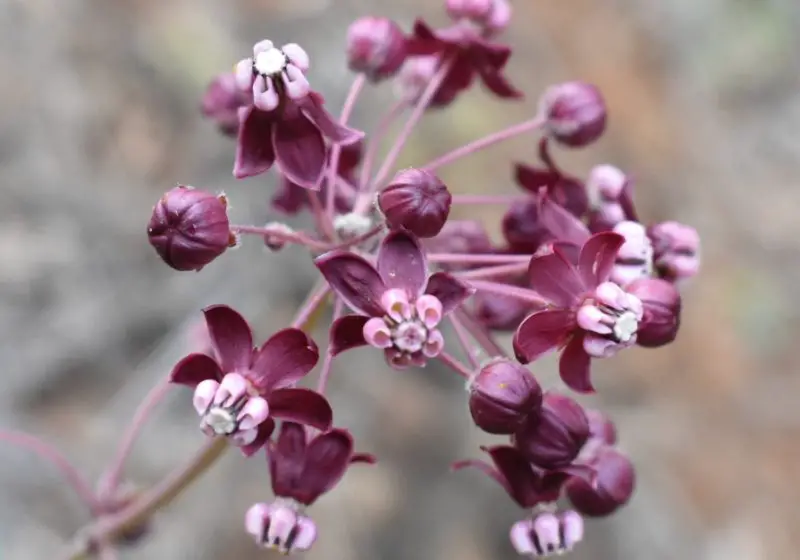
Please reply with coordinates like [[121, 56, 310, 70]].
[[377, 168, 452, 238], [566, 446, 635, 517], [346, 17, 408, 82], [170, 305, 332, 455], [316, 231, 474, 368]]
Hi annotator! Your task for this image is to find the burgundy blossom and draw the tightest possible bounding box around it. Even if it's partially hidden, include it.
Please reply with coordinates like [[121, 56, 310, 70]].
[[245, 422, 374, 554], [625, 277, 681, 347], [538, 82, 606, 148], [147, 186, 234, 272], [170, 305, 332, 455], [346, 17, 408, 82], [514, 392, 590, 470], [232, 39, 363, 187], [468, 358, 543, 434], [396, 56, 464, 108], [315, 231, 474, 368], [648, 221, 701, 282], [201, 72, 251, 137], [377, 168, 452, 238], [512, 227, 644, 393], [566, 446, 635, 517]]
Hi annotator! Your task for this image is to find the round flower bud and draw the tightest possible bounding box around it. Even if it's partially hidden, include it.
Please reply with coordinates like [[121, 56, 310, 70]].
[[625, 277, 681, 348], [514, 392, 590, 469], [201, 73, 249, 137], [539, 82, 607, 148], [147, 186, 233, 271], [468, 359, 543, 434], [648, 221, 700, 282], [566, 447, 635, 517], [347, 17, 408, 82], [378, 169, 452, 238], [447, 0, 512, 35]]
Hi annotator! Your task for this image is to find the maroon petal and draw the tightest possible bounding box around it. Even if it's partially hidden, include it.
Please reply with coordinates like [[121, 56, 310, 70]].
[[169, 353, 222, 387], [250, 328, 319, 391], [514, 163, 556, 192], [485, 445, 539, 508], [202, 305, 254, 373], [477, 66, 523, 99], [537, 193, 591, 247], [268, 421, 307, 497], [578, 232, 625, 286], [233, 107, 276, 179], [302, 94, 364, 145], [315, 251, 386, 316], [330, 315, 369, 355], [527, 252, 585, 307], [451, 458, 511, 496], [295, 429, 355, 505], [424, 272, 474, 315], [240, 418, 275, 457], [351, 452, 377, 464], [559, 334, 594, 393], [513, 309, 573, 364], [377, 230, 428, 296], [273, 113, 326, 190], [271, 177, 309, 215], [269, 388, 333, 431], [407, 19, 444, 55]]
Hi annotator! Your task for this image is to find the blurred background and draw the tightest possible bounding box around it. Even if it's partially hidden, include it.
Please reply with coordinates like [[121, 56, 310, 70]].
[[1, 0, 800, 558]]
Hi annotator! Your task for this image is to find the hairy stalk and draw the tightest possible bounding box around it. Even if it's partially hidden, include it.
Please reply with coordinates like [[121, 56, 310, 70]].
[[429, 253, 530, 264], [327, 74, 367, 218], [453, 308, 506, 358], [291, 282, 332, 330], [468, 279, 548, 305], [436, 351, 473, 380], [358, 100, 406, 190], [231, 224, 331, 251], [307, 191, 337, 240], [448, 315, 481, 369], [455, 262, 529, 279], [316, 298, 344, 394], [451, 194, 530, 205], [331, 223, 384, 251]]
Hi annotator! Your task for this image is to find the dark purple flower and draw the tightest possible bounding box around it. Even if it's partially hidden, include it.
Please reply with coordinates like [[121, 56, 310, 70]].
[[514, 392, 590, 469], [626, 277, 681, 347], [201, 72, 251, 137], [232, 40, 363, 187], [468, 358, 543, 434], [566, 446, 635, 517], [245, 422, 375, 554], [346, 17, 408, 82], [377, 168, 452, 238], [170, 305, 332, 455], [315, 231, 474, 368], [648, 221, 700, 282], [510, 510, 584, 557], [512, 231, 644, 393], [446, 0, 512, 35], [147, 186, 234, 272], [538, 82, 606, 148]]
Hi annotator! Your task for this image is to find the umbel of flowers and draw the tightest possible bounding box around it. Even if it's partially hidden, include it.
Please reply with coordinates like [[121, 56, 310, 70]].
[[1, 0, 699, 558]]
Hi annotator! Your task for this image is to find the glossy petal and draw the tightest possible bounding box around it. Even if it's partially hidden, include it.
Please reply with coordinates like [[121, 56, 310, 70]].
[[268, 422, 307, 497], [240, 418, 275, 457], [329, 315, 369, 355], [302, 94, 364, 145], [295, 429, 355, 505], [234, 107, 276, 179], [315, 251, 386, 316], [527, 252, 585, 307], [578, 232, 625, 287], [273, 113, 326, 189], [268, 388, 333, 431], [537, 193, 591, 247], [203, 305, 254, 373], [250, 328, 319, 391], [559, 334, 594, 393], [515, 163, 556, 193], [377, 230, 428, 296], [513, 309, 574, 364], [170, 352, 222, 387], [424, 272, 474, 315], [486, 445, 539, 508]]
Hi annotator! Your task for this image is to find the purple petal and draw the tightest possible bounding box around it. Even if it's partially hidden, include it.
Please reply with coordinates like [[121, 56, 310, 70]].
[[527, 252, 585, 307], [377, 230, 428, 296], [296, 429, 355, 505], [451, 458, 512, 496], [578, 232, 625, 286], [559, 334, 594, 393], [169, 352, 222, 387], [514, 163, 556, 192], [330, 315, 369, 355], [315, 251, 386, 316], [269, 388, 333, 431], [477, 66, 523, 99], [234, 107, 276, 179], [351, 452, 377, 464], [202, 305, 254, 373], [271, 177, 309, 215], [302, 94, 364, 145], [268, 421, 307, 497], [485, 445, 539, 508], [250, 328, 319, 391], [472, 38, 511, 68], [240, 418, 275, 457], [407, 19, 444, 55], [424, 272, 474, 315], [513, 309, 574, 364], [537, 193, 591, 247], [273, 113, 326, 190]]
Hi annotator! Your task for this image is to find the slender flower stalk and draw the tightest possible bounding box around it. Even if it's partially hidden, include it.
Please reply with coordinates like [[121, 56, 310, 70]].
[[436, 350, 473, 379], [231, 224, 331, 251], [429, 253, 530, 264], [327, 74, 368, 217], [291, 282, 332, 330], [316, 298, 344, 394], [455, 261, 529, 279], [451, 194, 531, 205], [448, 315, 481, 369], [358, 100, 406, 190], [306, 190, 337, 240], [453, 308, 507, 357], [468, 279, 548, 305]]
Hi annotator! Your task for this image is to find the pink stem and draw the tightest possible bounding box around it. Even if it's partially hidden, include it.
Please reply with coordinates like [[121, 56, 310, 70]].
[[453, 309, 506, 358], [436, 351, 473, 380], [358, 100, 407, 190], [448, 315, 481, 369], [231, 224, 331, 251], [291, 282, 332, 330], [421, 116, 545, 171], [306, 191, 336, 240], [329, 223, 384, 251], [327, 74, 367, 218], [316, 298, 344, 394], [451, 194, 530, 205], [0, 430, 100, 515], [456, 262, 530, 279], [429, 253, 531, 264], [468, 280, 548, 305]]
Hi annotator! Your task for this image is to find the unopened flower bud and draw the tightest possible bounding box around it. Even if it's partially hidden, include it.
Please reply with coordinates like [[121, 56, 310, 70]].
[[468, 359, 543, 434], [201, 73, 250, 137], [539, 82, 607, 148], [378, 169, 452, 238], [625, 277, 681, 347], [610, 220, 653, 286], [347, 17, 408, 82], [246, 500, 317, 554], [514, 392, 589, 469], [586, 164, 629, 227], [648, 221, 700, 281], [147, 186, 233, 271], [510, 510, 584, 557], [566, 447, 635, 517]]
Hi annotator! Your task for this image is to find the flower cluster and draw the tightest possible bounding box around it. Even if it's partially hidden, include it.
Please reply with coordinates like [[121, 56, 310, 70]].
[[7, 1, 699, 557]]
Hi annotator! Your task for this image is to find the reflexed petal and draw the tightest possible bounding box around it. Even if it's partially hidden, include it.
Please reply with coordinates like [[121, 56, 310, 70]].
[[512, 309, 573, 364], [250, 328, 319, 391], [295, 429, 355, 505], [485, 445, 539, 508], [377, 230, 427, 295], [527, 252, 584, 307], [268, 421, 307, 496], [203, 305, 254, 373], [302, 94, 364, 145], [330, 315, 369, 355], [170, 352, 222, 387], [269, 388, 333, 431], [273, 113, 326, 189], [234, 107, 276, 179], [451, 458, 510, 494], [314, 251, 386, 316], [477, 66, 522, 99], [559, 334, 594, 393], [514, 163, 556, 193], [578, 232, 625, 286], [537, 193, 591, 247], [424, 272, 474, 315], [350, 452, 377, 464], [240, 418, 275, 457]]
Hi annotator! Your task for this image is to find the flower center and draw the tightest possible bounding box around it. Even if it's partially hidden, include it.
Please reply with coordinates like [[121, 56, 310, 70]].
[[255, 48, 288, 76], [394, 321, 427, 353], [613, 311, 639, 342], [203, 406, 238, 435]]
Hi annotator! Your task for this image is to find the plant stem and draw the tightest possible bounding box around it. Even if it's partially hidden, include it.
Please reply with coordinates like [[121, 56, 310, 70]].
[[453, 309, 506, 358], [451, 194, 530, 205], [329, 223, 384, 251], [327, 74, 367, 219], [358, 101, 406, 190], [436, 351, 473, 380], [429, 253, 531, 264], [291, 282, 331, 330], [468, 280, 548, 305], [448, 315, 481, 369], [316, 298, 343, 394], [231, 224, 331, 251], [455, 262, 529, 280], [307, 191, 337, 240]]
